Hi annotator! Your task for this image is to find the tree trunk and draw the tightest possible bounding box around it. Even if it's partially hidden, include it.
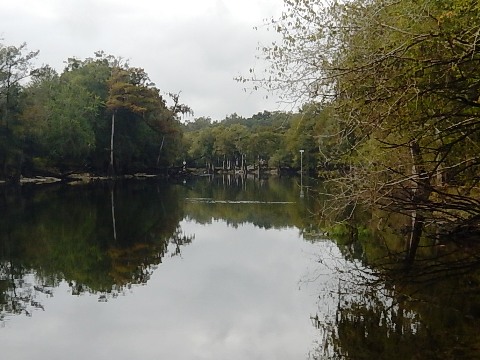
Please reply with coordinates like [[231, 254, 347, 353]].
[[257, 155, 260, 177], [109, 111, 116, 176], [406, 211, 424, 264], [111, 188, 117, 241], [405, 140, 431, 264], [156, 135, 165, 167]]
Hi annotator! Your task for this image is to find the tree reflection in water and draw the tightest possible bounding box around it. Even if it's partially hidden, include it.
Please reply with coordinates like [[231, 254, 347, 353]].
[[0, 175, 309, 321], [1, 176, 480, 359], [0, 180, 194, 319], [308, 218, 480, 360]]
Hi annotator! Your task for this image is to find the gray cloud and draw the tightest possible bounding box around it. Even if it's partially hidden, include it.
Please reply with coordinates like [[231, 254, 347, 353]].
[[0, 0, 285, 120]]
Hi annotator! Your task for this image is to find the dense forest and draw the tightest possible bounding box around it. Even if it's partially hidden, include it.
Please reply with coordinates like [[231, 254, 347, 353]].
[[183, 109, 321, 173]]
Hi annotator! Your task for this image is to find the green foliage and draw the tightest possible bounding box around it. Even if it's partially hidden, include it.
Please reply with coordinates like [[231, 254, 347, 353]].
[[183, 116, 213, 132], [184, 110, 326, 171], [0, 42, 38, 179], [248, 0, 480, 247], [26, 78, 99, 167], [186, 127, 216, 164], [285, 105, 320, 170], [0, 45, 190, 176]]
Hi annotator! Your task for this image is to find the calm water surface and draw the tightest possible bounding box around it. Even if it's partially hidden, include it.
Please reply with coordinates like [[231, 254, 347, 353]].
[[0, 177, 342, 359], [1, 176, 479, 359]]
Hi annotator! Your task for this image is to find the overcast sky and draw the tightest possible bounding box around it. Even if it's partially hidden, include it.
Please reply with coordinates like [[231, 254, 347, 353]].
[[1, 0, 286, 121]]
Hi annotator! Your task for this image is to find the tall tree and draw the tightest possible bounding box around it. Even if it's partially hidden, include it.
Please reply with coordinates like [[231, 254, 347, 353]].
[[0, 42, 38, 179], [21, 67, 100, 171], [106, 66, 189, 173]]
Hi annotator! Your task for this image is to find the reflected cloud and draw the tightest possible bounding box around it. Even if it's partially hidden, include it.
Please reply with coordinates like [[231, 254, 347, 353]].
[[0, 177, 336, 359], [0, 220, 324, 360]]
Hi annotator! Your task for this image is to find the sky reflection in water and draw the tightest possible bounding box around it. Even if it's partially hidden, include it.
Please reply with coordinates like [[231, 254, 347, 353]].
[[0, 218, 337, 360]]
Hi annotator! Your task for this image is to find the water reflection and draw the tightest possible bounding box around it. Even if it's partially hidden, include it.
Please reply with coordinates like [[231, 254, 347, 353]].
[[0, 177, 327, 359], [308, 272, 480, 359], [1, 176, 479, 359], [311, 217, 480, 359], [183, 175, 315, 229], [0, 180, 193, 318]]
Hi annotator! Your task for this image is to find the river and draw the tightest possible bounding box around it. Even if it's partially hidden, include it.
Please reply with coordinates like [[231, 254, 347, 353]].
[[0, 176, 479, 359]]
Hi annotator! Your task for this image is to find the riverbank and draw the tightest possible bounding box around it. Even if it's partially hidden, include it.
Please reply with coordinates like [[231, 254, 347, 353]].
[[2, 165, 302, 186], [13, 172, 161, 186]]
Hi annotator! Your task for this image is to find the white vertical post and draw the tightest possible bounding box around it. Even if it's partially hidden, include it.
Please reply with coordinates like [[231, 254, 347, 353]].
[[300, 149, 304, 198]]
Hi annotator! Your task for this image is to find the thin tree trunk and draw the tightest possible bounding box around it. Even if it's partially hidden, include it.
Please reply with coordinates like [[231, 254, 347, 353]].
[[156, 135, 165, 167], [111, 188, 117, 241], [109, 111, 116, 176], [406, 140, 431, 264], [257, 155, 260, 177], [406, 211, 424, 264]]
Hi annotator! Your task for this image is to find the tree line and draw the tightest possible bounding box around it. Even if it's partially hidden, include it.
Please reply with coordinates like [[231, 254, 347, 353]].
[[0, 40, 330, 182], [0, 40, 328, 182], [0, 45, 190, 181], [183, 109, 322, 173]]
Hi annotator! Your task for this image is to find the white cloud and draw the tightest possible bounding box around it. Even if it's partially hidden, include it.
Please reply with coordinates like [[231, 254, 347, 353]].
[[0, 0, 285, 120]]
